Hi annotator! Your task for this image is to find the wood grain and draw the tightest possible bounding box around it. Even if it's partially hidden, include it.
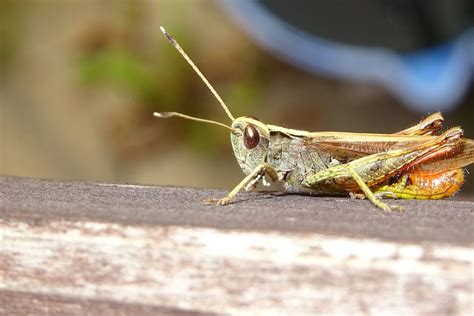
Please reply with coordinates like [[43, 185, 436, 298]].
[[1, 176, 473, 315]]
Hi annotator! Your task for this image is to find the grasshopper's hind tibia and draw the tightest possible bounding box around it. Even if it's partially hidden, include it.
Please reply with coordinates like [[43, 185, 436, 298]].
[[303, 128, 464, 211], [207, 163, 279, 205], [346, 165, 402, 211]]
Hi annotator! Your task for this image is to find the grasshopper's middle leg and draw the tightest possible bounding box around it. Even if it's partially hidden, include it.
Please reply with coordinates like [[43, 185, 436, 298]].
[[207, 163, 279, 205]]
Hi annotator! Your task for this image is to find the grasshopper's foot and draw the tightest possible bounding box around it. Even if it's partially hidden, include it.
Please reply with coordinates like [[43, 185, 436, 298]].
[[205, 196, 232, 206], [349, 192, 403, 212], [389, 204, 404, 212], [374, 191, 397, 199], [349, 192, 366, 200], [378, 201, 404, 212]]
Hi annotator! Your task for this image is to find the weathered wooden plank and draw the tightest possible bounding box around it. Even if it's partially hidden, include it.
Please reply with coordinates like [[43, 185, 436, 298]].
[[0, 290, 214, 316], [0, 176, 473, 315], [1, 176, 473, 244], [1, 219, 472, 315]]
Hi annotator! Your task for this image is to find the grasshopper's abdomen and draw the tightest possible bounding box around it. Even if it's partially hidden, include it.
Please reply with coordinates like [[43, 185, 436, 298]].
[[374, 168, 464, 200]]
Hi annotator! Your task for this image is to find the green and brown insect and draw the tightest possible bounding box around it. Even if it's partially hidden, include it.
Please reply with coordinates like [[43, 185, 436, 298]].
[[154, 27, 474, 211]]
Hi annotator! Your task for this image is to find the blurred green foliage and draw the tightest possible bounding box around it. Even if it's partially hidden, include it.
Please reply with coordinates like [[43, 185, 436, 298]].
[[0, 2, 23, 75], [79, 47, 158, 102], [74, 2, 264, 159]]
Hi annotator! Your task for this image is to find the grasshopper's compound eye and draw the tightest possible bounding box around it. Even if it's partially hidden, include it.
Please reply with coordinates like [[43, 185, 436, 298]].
[[244, 125, 260, 149]]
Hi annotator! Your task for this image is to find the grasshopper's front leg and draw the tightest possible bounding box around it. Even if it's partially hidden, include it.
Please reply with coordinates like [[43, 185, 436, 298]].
[[207, 163, 279, 205]]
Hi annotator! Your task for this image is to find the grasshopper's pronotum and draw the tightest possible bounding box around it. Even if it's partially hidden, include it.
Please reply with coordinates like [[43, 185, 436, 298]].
[[154, 27, 474, 211]]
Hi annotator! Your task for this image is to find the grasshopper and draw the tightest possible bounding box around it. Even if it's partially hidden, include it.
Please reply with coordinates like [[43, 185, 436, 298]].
[[154, 27, 474, 211]]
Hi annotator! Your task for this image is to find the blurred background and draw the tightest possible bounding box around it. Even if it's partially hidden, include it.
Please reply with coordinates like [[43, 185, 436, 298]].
[[1, 0, 473, 195]]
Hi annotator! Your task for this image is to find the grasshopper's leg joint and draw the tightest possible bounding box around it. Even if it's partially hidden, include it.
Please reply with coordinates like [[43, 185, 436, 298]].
[[347, 166, 404, 212]]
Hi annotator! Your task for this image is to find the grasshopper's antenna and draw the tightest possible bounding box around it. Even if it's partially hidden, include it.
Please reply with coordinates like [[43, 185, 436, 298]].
[[160, 26, 235, 122], [153, 112, 232, 131]]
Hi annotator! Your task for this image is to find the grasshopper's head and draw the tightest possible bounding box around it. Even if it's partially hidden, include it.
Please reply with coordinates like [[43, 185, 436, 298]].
[[230, 117, 270, 174], [154, 27, 271, 175]]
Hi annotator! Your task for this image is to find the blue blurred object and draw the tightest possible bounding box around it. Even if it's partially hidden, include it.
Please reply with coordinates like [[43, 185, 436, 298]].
[[219, 0, 474, 113]]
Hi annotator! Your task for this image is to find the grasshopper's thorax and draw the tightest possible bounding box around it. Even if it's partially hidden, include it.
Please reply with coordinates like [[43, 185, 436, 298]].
[[230, 117, 270, 175]]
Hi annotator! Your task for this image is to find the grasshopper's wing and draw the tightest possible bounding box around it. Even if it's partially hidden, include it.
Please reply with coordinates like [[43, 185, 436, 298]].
[[395, 112, 444, 136], [267, 112, 444, 159], [303, 135, 474, 170], [413, 138, 474, 172], [268, 111, 443, 140], [300, 132, 435, 163], [268, 125, 435, 156]]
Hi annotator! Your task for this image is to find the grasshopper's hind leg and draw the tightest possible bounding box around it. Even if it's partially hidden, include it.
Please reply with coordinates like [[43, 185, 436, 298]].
[[303, 127, 463, 211], [303, 162, 403, 212], [207, 163, 278, 205], [347, 165, 402, 211]]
